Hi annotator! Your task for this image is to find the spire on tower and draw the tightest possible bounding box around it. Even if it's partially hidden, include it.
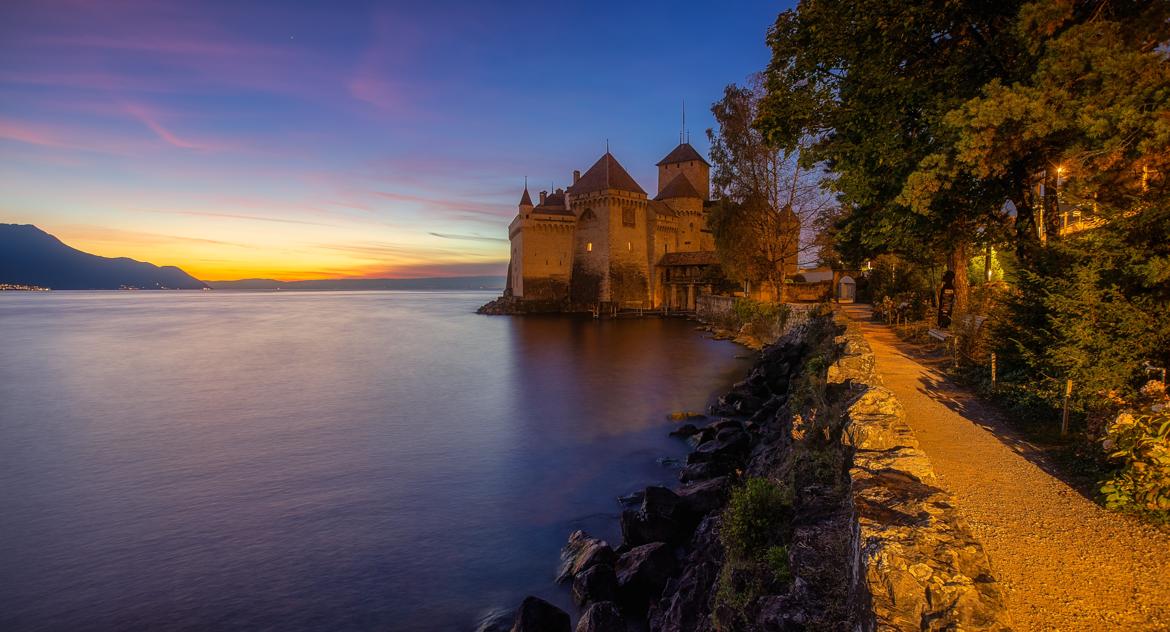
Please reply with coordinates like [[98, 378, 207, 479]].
[[519, 176, 532, 206]]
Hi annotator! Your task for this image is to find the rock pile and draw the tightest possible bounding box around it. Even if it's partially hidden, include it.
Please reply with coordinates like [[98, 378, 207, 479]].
[[495, 311, 1012, 631]]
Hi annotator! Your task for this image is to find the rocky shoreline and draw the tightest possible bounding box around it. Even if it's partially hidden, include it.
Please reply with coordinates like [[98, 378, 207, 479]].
[[482, 308, 1010, 631]]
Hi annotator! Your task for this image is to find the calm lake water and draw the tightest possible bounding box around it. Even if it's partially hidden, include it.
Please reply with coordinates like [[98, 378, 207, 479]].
[[0, 291, 751, 631]]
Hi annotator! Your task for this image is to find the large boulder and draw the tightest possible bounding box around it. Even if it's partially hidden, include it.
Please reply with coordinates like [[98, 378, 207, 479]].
[[677, 476, 730, 518], [575, 601, 626, 632], [649, 516, 723, 632], [510, 596, 570, 632], [678, 461, 724, 483], [572, 564, 619, 606], [620, 487, 689, 547], [686, 429, 750, 466], [557, 531, 616, 583], [615, 542, 678, 610]]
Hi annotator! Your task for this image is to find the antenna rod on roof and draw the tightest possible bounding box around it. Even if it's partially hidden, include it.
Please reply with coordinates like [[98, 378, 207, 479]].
[[681, 98, 685, 145]]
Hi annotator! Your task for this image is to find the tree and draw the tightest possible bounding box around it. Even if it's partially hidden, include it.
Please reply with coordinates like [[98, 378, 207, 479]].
[[757, 0, 1027, 315], [901, 0, 1170, 265], [706, 79, 832, 300]]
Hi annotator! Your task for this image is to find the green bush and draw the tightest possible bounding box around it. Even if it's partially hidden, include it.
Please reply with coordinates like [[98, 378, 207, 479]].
[[730, 299, 792, 340], [721, 477, 793, 557], [1100, 408, 1170, 520], [714, 478, 794, 630]]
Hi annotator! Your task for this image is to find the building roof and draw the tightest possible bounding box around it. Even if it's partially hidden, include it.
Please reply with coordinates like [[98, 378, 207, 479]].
[[567, 152, 646, 195], [519, 187, 532, 206], [794, 267, 833, 283], [654, 173, 703, 200], [532, 190, 574, 216], [647, 199, 676, 218], [656, 143, 710, 167], [658, 250, 721, 267], [538, 191, 566, 208]]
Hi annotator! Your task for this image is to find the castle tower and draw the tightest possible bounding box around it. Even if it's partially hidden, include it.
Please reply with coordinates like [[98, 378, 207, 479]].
[[565, 152, 651, 307], [656, 143, 710, 201], [507, 185, 534, 297], [654, 173, 705, 250]]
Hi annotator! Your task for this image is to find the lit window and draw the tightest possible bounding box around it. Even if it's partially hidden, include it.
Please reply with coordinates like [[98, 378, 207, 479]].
[[586, 242, 593, 252], [627, 241, 632, 251]]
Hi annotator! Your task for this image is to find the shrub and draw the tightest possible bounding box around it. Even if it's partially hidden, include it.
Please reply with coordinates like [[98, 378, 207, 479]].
[[714, 478, 794, 630], [1099, 407, 1170, 520], [721, 477, 793, 557], [731, 299, 792, 340]]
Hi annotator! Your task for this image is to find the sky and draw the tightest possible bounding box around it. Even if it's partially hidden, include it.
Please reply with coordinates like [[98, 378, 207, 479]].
[[0, 0, 787, 281]]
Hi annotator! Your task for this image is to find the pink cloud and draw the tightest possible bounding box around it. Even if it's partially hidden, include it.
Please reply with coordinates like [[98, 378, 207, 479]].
[[122, 102, 245, 152], [0, 115, 151, 155], [0, 118, 71, 148], [138, 208, 336, 227]]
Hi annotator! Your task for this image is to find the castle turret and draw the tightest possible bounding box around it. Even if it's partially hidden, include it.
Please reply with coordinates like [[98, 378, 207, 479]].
[[656, 143, 710, 201], [566, 152, 651, 307]]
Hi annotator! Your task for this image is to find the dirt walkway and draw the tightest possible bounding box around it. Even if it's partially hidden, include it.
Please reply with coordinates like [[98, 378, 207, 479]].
[[841, 304, 1170, 631]]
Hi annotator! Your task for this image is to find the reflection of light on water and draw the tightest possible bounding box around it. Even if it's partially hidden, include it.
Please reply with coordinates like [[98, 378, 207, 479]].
[[0, 292, 750, 631]]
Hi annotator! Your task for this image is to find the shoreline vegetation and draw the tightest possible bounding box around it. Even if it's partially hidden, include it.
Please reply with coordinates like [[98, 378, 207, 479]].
[[480, 305, 1011, 631]]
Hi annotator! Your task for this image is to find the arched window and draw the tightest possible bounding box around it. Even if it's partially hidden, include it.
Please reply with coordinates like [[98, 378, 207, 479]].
[[580, 208, 596, 221]]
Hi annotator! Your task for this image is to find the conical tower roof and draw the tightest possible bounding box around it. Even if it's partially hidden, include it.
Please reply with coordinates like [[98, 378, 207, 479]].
[[654, 173, 703, 200], [519, 186, 533, 206], [567, 152, 646, 195], [656, 142, 709, 167]]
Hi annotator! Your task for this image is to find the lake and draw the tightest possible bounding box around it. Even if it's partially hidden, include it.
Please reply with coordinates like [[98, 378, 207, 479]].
[[0, 291, 751, 631]]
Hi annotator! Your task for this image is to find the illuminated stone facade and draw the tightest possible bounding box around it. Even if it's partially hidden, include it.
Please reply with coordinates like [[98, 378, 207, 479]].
[[507, 143, 719, 311]]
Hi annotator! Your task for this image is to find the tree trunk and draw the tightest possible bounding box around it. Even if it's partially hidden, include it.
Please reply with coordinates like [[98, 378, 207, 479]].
[[949, 241, 970, 315], [1011, 164, 1041, 265]]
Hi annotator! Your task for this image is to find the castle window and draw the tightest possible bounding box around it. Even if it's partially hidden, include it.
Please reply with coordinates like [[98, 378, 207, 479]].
[[586, 242, 593, 252], [622, 207, 635, 227], [627, 241, 631, 251], [580, 208, 596, 221]]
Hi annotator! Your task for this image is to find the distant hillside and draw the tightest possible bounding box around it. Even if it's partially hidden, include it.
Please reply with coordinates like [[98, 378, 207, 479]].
[[0, 224, 208, 290], [206, 276, 506, 291]]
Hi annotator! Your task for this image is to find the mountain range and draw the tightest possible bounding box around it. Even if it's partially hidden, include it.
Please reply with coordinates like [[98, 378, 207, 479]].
[[0, 224, 207, 290], [0, 224, 505, 291]]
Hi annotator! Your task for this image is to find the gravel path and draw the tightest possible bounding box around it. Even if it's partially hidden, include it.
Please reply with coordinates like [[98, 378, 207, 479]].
[[842, 304, 1170, 631]]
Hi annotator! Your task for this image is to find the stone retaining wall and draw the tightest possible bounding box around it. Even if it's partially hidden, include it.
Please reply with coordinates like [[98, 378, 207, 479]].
[[695, 294, 735, 321], [830, 313, 1013, 631]]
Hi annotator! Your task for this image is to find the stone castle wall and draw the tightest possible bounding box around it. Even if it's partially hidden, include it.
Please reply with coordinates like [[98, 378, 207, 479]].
[[518, 221, 573, 301], [657, 160, 710, 200]]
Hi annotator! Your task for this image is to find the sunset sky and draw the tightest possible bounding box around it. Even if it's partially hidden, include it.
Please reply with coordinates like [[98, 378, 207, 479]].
[[1, 0, 782, 280]]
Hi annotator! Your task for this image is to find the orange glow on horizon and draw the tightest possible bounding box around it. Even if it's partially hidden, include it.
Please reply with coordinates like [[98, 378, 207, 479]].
[[44, 222, 507, 282]]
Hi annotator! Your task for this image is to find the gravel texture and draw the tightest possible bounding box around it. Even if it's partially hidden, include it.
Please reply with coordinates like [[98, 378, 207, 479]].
[[843, 304, 1170, 631]]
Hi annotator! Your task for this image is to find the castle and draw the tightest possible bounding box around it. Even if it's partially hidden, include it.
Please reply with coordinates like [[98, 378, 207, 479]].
[[505, 142, 725, 312]]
